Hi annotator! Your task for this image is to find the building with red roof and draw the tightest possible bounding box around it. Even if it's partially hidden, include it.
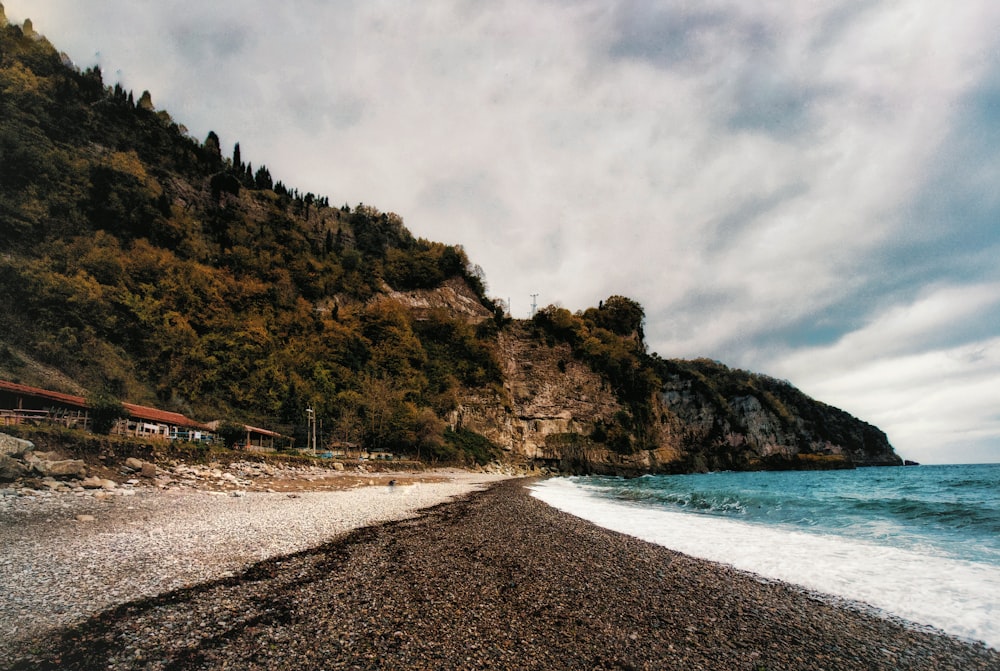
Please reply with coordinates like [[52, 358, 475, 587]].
[[0, 379, 213, 441]]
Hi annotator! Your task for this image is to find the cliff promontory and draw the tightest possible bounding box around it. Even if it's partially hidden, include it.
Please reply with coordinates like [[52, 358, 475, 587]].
[[446, 318, 899, 475]]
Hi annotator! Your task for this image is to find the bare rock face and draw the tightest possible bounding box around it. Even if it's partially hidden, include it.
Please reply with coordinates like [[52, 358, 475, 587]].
[[450, 327, 899, 475], [384, 277, 493, 323], [655, 361, 900, 471], [452, 327, 614, 465], [451, 325, 686, 474]]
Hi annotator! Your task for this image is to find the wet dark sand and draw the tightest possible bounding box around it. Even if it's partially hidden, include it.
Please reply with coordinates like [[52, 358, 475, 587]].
[[5, 479, 998, 670]]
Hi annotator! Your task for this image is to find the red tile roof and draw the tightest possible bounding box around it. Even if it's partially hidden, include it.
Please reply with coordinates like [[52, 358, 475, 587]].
[[0, 379, 86, 407], [123, 403, 210, 430]]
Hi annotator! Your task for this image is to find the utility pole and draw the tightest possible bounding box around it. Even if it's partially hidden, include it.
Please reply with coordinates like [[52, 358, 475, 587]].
[[306, 407, 316, 455], [530, 293, 539, 318]]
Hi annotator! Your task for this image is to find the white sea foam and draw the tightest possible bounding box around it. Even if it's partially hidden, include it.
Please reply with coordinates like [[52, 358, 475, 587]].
[[531, 477, 1000, 650]]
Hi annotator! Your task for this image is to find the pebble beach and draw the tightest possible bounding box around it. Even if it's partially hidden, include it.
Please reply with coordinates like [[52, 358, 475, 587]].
[[0, 466, 508, 663], [3, 476, 999, 670]]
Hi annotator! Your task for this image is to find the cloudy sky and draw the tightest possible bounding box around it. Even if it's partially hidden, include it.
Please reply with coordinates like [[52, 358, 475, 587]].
[[6, 1, 1000, 464]]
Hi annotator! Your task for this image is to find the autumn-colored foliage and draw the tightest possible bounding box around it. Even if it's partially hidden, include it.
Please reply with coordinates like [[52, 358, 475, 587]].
[[0, 17, 499, 461]]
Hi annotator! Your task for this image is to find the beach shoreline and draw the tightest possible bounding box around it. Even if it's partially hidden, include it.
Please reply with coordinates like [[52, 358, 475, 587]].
[[4, 477, 999, 670]]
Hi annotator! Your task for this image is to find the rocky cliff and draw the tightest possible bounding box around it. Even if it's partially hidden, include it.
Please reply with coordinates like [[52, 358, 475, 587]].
[[450, 324, 684, 474], [654, 358, 901, 471], [446, 322, 900, 475]]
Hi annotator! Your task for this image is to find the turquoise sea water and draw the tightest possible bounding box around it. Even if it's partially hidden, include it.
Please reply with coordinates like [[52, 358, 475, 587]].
[[531, 464, 1000, 649]]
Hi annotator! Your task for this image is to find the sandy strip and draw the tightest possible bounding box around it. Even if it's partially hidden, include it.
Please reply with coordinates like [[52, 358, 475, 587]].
[[3, 478, 998, 670], [0, 470, 509, 659]]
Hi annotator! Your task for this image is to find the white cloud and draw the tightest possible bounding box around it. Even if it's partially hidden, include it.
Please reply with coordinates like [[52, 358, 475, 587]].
[[764, 285, 1000, 463]]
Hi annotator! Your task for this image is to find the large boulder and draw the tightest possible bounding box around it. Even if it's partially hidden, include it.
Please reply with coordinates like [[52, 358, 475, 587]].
[[0, 454, 28, 481], [21, 451, 88, 479], [0, 433, 34, 456], [37, 459, 88, 479]]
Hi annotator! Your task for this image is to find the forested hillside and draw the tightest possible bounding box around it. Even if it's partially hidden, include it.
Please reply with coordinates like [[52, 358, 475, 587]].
[[0, 13, 503, 460], [0, 11, 900, 471]]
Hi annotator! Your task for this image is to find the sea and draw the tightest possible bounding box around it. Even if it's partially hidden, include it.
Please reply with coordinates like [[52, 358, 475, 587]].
[[530, 463, 1000, 650]]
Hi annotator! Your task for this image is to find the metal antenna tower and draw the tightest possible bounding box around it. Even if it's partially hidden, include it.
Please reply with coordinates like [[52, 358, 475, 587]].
[[530, 293, 539, 318]]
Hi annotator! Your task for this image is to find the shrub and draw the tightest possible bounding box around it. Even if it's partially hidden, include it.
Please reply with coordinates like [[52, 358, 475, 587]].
[[443, 428, 500, 466], [86, 392, 126, 434], [215, 421, 246, 449]]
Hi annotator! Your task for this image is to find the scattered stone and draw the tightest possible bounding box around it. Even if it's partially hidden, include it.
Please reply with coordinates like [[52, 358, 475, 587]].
[[124, 457, 144, 471], [75, 514, 95, 522], [140, 463, 157, 479], [80, 477, 117, 490]]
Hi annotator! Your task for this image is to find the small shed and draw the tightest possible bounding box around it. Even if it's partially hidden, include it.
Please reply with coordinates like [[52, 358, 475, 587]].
[[242, 425, 290, 452]]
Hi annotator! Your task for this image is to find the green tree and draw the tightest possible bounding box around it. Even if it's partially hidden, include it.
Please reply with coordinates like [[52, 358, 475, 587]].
[[204, 130, 222, 165], [87, 392, 126, 435], [137, 90, 154, 111], [585, 295, 646, 340], [216, 421, 247, 449]]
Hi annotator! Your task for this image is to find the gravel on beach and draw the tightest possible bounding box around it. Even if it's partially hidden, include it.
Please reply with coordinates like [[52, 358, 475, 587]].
[[0, 471, 505, 659], [4, 478, 999, 671]]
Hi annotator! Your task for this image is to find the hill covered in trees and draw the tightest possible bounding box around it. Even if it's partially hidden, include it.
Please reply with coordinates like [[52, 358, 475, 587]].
[[0, 11, 900, 471]]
